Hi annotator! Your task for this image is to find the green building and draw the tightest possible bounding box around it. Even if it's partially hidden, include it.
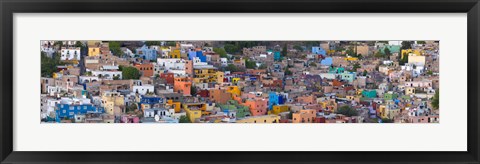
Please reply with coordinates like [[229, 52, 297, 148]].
[[380, 45, 401, 54], [384, 92, 398, 100], [217, 100, 251, 119]]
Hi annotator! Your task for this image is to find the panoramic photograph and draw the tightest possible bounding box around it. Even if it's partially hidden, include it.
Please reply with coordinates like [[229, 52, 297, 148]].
[[40, 40, 439, 123]]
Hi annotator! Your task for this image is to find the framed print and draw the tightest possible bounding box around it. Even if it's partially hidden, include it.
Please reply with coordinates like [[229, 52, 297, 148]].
[[1, 0, 480, 164]]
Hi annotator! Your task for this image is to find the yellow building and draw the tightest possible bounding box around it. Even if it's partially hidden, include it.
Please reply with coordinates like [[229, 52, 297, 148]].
[[193, 66, 217, 83], [269, 105, 289, 115], [401, 49, 423, 59], [171, 49, 181, 58], [101, 91, 125, 115], [356, 89, 363, 95], [88, 47, 100, 56], [226, 86, 241, 96], [344, 57, 358, 61], [327, 50, 335, 55], [166, 100, 182, 113], [216, 72, 224, 84], [232, 77, 241, 84], [378, 105, 387, 118], [346, 95, 358, 101], [236, 115, 280, 123], [183, 103, 207, 122], [405, 87, 415, 95], [408, 55, 426, 65]]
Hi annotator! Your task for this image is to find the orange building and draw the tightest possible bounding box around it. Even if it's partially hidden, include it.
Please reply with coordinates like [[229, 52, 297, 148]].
[[209, 89, 232, 104], [244, 99, 268, 116], [297, 95, 316, 105], [174, 77, 192, 96], [185, 60, 193, 76], [292, 109, 316, 123], [135, 63, 154, 77]]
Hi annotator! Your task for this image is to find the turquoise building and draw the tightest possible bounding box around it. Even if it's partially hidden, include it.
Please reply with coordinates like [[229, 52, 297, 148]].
[[362, 90, 377, 98], [340, 72, 356, 83]]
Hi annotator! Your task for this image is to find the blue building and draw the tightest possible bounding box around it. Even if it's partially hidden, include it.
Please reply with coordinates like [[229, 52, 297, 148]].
[[274, 51, 281, 61], [312, 47, 326, 56], [136, 45, 157, 61], [188, 50, 197, 60], [268, 92, 285, 110], [140, 95, 164, 107], [320, 57, 333, 66], [196, 51, 206, 62], [55, 103, 104, 121]]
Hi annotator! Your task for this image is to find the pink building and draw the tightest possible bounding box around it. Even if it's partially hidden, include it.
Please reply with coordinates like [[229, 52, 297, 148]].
[[121, 115, 140, 123], [244, 99, 268, 116]]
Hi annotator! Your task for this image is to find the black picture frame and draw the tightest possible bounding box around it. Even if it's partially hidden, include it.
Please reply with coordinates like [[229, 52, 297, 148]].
[[1, 0, 479, 163]]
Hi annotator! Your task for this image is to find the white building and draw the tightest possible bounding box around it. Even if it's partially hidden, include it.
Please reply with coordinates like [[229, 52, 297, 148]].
[[79, 76, 100, 83], [220, 58, 228, 66], [41, 47, 56, 57], [168, 69, 186, 76], [319, 73, 336, 80], [60, 47, 81, 60], [157, 58, 186, 70], [401, 63, 425, 77], [132, 85, 155, 95], [47, 86, 62, 96], [91, 71, 122, 80]]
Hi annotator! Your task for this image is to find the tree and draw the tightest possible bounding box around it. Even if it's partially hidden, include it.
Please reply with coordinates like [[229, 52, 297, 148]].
[[122, 66, 141, 79], [336, 105, 358, 117], [374, 51, 383, 58], [245, 59, 256, 69], [281, 44, 288, 57], [417, 41, 427, 44], [293, 45, 303, 52], [357, 54, 363, 59], [304, 41, 320, 48], [432, 89, 439, 109], [166, 41, 176, 46], [309, 62, 317, 67], [384, 47, 391, 58], [401, 41, 413, 49], [54, 41, 63, 48], [426, 70, 433, 75], [352, 63, 361, 72], [225, 64, 239, 72], [284, 67, 292, 75], [399, 52, 409, 65], [144, 41, 161, 46], [126, 103, 138, 113], [113, 75, 120, 80], [363, 70, 368, 76], [190, 86, 197, 96], [381, 118, 394, 123], [213, 47, 228, 58], [109, 41, 123, 57], [224, 44, 238, 54], [41, 52, 63, 77], [258, 63, 267, 69], [346, 46, 355, 56], [179, 115, 190, 123]]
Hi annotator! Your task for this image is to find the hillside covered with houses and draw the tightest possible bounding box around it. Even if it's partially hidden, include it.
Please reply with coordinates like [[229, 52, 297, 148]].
[[40, 40, 439, 123]]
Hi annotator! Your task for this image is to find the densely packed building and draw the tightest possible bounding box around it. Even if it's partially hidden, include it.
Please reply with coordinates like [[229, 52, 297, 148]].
[[40, 40, 440, 123]]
